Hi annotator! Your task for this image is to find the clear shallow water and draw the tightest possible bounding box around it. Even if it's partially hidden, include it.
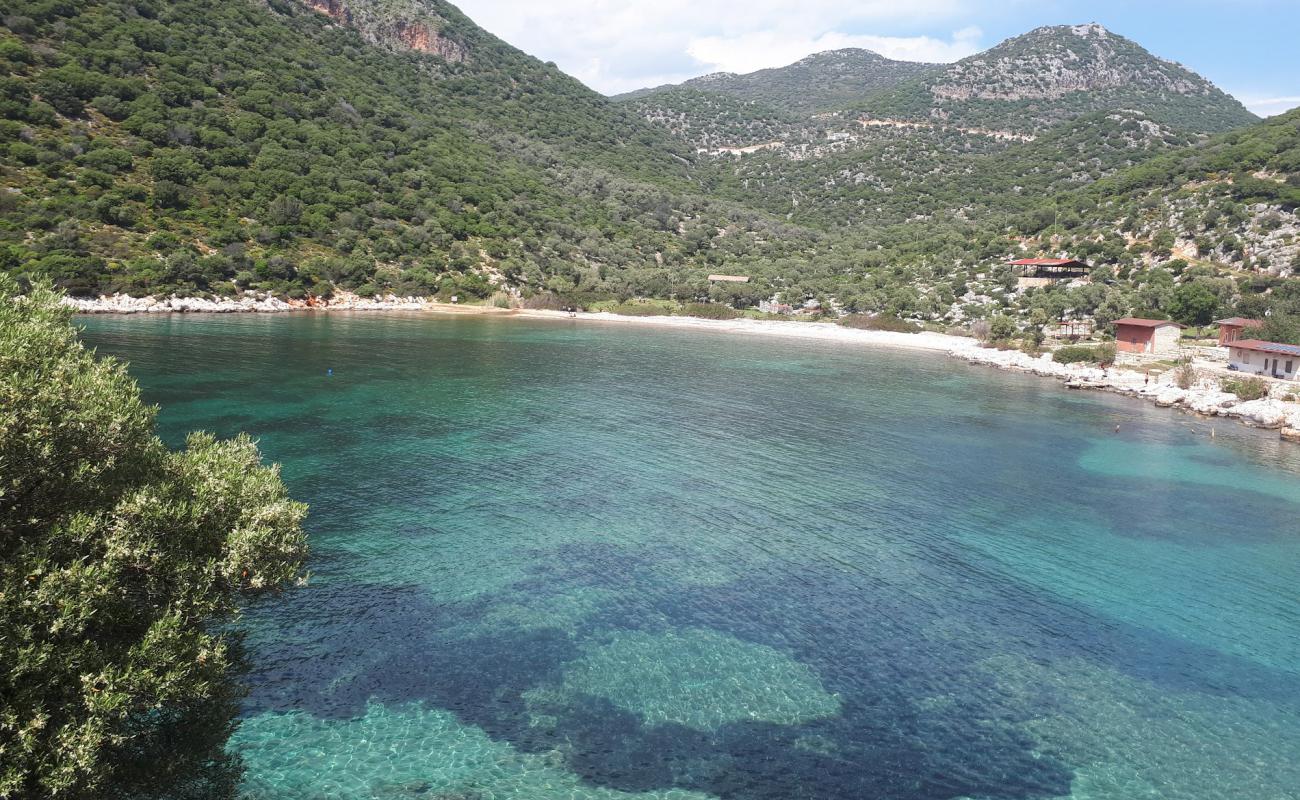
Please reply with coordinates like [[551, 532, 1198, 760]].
[[76, 313, 1300, 800]]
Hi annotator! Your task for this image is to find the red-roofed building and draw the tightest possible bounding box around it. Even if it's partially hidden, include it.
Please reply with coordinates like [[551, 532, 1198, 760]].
[[1225, 339, 1300, 381], [1214, 317, 1263, 346], [1009, 258, 1092, 289], [1113, 318, 1182, 355]]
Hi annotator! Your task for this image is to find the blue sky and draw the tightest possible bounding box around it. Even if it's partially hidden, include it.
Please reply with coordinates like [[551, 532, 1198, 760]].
[[454, 0, 1299, 116]]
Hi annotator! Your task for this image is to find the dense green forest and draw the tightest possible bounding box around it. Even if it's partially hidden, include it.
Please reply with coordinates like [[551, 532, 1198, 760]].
[[0, 0, 827, 301], [1, 0, 1299, 337]]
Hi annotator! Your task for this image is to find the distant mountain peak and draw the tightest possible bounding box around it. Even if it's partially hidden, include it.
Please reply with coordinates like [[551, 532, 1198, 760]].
[[851, 23, 1259, 134], [618, 47, 937, 113], [932, 24, 1225, 103], [1068, 22, 1110, 37], [793, 48, 886, 62], [693, 71, 740, 83]]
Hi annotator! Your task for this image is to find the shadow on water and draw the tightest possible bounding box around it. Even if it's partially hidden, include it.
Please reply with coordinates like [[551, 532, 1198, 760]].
[[246, 581, 1070, 800], [242, 534, 1298, 800]]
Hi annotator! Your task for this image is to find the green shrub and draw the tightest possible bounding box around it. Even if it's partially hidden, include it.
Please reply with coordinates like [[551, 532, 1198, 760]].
[[1221, 376, 1270, 401], [606, 302, 667, 316], [1094, 343, 1117, 366], [0, 280, 307, 798], [989, 315, 1018, 341], [521, 292, 567, 311], [681, 302, 739, 320], [1052, 345, 1096, 364], [8, 141, 38, 164], [837, 314, 921, 333], [1052, 343, 1116, 366]]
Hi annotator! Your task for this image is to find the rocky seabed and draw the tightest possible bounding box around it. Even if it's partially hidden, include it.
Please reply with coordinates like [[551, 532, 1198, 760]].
[[953, 346, 1300, 443]]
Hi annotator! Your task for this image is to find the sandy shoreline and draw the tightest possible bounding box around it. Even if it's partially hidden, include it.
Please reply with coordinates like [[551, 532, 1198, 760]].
[[64, 293, 976, 352], [514, 309, 978, 352], [70, 297, 1300, 441]]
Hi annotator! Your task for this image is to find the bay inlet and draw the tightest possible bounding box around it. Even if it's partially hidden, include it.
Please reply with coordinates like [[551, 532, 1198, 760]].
[[79, 312, 1300, 800]]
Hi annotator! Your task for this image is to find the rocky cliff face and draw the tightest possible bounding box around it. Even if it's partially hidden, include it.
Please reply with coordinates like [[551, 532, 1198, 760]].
[[299, 0, 467, 62]]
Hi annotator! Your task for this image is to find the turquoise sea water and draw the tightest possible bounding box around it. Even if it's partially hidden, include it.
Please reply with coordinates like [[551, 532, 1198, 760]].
[[76, 313, 1300, 800]]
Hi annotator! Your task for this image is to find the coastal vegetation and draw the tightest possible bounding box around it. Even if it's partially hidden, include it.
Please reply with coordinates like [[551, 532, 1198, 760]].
[[0, 1, 1298, 340], [838, 314, 922, 333], [1221, 375, 1271, 401], [0, 279, 308, 798], [0, 0, 827, 303], [1256, 314, 1300, 345], [1052, 343, 1117, 366]]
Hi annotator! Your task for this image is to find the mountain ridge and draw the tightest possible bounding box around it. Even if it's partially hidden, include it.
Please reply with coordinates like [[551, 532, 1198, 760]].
[[617, 48, 940, 114], [859, 23, 1256, 134]]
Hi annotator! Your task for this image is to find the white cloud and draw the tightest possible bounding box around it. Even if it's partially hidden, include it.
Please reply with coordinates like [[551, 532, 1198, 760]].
[[452, 0, 985, 95], [1237, 95, 1300, 117]]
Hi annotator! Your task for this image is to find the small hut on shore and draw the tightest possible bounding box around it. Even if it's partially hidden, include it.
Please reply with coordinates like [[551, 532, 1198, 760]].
[[1113, 318, 1182, 355], [1225, 339, 1300, 381], [1214, 317, 1263, 346]]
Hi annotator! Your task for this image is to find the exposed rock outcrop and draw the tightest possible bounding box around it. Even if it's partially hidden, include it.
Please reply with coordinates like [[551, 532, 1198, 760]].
[[60, 292, 437, 314], [385, 19, 467, 62], [930, 24, 1212, 103], [954, 346, 1300, 437], [856, 23, 1256, 134], [303, 0, 352, 25], [298, 0, 468, 63]]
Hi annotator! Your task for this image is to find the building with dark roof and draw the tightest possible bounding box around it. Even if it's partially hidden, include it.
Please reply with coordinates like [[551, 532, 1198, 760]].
[[1225, 339, 1300, 381], [1009, 258, 1092, 289]]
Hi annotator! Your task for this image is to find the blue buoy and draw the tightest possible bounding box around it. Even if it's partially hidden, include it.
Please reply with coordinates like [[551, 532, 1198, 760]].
[[327, 368, 333, 377]]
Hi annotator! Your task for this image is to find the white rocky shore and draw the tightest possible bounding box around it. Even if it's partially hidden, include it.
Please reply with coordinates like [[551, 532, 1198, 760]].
[[60, 291, 434, 314], [59, 294, 1300, 443], [954, 346, 1300, 439]]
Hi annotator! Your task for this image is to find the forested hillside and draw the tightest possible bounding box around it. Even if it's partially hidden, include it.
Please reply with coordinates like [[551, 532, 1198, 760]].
[[1060, 106, 1300, 277], [692, 110, 1197, 231], [622, 89, 804, 152], [1, 0, 1299, 336], [619, 49, 938, 114], [0, 0, 826, 300], [617, 23, 1263, 259]]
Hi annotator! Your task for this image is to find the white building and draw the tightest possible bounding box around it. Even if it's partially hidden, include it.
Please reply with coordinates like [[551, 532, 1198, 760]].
[[1225, 339, 1300, 381]]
